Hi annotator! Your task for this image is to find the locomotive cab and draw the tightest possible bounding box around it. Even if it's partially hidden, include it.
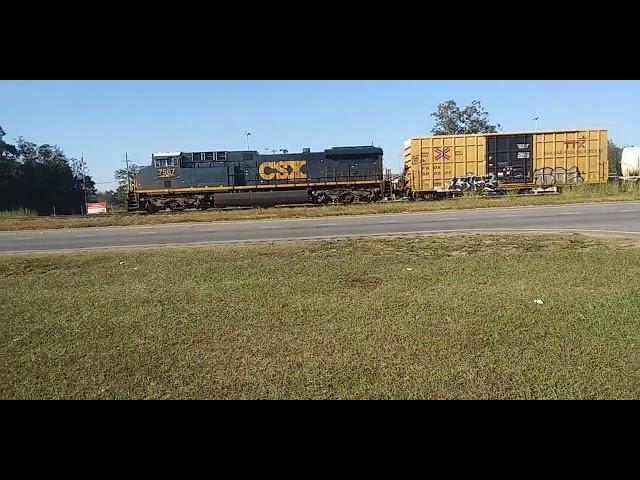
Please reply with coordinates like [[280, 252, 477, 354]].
[[152, 152, 181, 188]]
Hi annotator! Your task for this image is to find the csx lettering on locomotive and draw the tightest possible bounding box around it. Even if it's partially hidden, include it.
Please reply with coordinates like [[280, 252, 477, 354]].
[[259, 160, 307, 180]]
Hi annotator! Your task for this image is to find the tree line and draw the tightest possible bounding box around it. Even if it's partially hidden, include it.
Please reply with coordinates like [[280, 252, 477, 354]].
[[0, 126, 96, 215]]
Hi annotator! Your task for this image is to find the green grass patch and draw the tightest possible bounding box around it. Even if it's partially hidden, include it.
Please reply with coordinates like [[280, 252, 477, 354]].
[[0, 208, 38, 218], [2, 233, 640, 399], [2, 183, 640, 231]]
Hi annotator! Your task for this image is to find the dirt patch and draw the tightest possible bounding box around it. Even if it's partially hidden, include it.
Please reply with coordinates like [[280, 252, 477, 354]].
[[0, 259, 63, 277], [340, 275, 384, 289]]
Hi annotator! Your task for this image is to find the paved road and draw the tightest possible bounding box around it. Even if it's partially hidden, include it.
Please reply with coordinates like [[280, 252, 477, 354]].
[[2, 202, 640, 253]]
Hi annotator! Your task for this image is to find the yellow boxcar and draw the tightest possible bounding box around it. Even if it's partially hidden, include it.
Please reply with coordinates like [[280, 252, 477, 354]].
[[404, 129, 608, 196]]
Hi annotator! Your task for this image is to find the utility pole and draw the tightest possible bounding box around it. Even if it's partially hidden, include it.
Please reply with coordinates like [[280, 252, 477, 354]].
[[125, 152, 130, 192], [244, 132, 252, 151], [81, 154, 88, 214]]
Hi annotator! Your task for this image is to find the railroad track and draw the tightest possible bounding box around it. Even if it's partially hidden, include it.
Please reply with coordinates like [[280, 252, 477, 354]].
[[2, 202, 335, 220], [2, 193, 560, 220]]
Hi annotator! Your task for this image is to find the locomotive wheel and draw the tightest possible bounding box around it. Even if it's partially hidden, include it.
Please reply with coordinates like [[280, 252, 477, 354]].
[[145, 204, 162, 214]]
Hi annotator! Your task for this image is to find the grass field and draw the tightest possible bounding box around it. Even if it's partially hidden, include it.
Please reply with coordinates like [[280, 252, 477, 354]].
[[2, 233, 639, 399], [0, 208, 37, 218], [2, 183, 640, 231]]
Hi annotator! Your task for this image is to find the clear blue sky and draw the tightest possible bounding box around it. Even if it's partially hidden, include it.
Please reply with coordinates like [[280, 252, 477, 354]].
[[2, 80, 638, 190]]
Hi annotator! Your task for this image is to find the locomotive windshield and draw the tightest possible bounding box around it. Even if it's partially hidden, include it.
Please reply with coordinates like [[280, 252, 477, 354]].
[[152, 152, 181, 168], [154, 157, 179, 167]]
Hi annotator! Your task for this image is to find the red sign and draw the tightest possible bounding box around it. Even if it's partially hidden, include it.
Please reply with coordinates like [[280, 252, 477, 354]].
[[87, 202, 107, 214]]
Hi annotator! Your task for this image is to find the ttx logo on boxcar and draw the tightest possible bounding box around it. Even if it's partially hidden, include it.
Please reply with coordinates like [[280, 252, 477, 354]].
[[565, 138, 587, 149], [259, 160, 307, 180]]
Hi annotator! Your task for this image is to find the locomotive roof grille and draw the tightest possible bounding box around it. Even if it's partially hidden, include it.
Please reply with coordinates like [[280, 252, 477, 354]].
[[325, 146, 383, 156], [152, 151, 182, 158]]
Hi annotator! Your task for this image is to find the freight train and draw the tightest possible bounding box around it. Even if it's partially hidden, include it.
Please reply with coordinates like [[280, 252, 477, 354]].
[[127, 146, 385, 212], [127, 129, 609, 212]]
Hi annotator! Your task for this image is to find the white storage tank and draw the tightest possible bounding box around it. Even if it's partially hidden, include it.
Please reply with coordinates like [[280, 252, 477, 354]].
[[620, 147, 640, 177]]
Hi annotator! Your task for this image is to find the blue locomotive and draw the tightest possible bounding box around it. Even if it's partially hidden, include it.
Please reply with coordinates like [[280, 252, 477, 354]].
[[128, 146, 384, 212]]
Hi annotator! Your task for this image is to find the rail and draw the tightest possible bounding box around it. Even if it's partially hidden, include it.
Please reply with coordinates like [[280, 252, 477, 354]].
[[1, 191, 564, 221], [0, 203, 336, 220]]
